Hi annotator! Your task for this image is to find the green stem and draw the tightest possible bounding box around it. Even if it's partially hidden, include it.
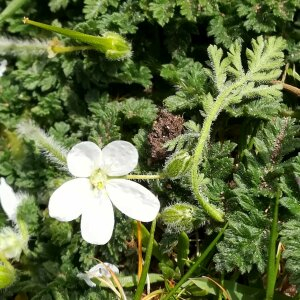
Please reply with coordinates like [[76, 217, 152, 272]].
[[51, 45, 93, 54], [191, 76, 246, 222], [265, 190, 280, 300], [126, 174, 163, 180], [133, 221, 168, 263], [134, 218, 156, 300], [217, 273, 225, 300], [162, 222, 228, 300]]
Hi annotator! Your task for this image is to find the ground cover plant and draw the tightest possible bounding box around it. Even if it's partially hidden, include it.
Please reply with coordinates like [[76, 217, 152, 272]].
[[0, 0, 300, 299]]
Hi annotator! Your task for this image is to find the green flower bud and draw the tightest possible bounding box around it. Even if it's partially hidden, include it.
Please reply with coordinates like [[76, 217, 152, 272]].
[[163, 150, 192, 179], [0, 255, 16, 289], [101, 32, 132, 60], [160, 203, 206, 233]]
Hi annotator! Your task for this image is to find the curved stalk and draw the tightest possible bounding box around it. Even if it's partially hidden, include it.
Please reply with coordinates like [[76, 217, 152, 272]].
[[191, 77, 247, 222]]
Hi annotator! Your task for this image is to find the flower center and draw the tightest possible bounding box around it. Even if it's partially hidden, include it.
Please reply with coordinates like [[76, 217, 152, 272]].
[[90, 169, 108, 190]]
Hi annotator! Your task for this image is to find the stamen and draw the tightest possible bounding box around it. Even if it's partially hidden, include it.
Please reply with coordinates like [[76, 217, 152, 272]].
[[90, 170, 107, 190]]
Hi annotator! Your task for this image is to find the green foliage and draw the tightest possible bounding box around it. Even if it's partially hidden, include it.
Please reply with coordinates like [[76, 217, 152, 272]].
[[83, 0, 119, 19], [48, 0, 69, 12], [215, 210, 270, 273], [280, 219, 300, 287], [161, 56, 208, 112], [17, 196, 39, 234], [162, 36, 286, 120], [0, 0, 299, 298], [236, 0, 299, 33], [214, 117, 300, 275]]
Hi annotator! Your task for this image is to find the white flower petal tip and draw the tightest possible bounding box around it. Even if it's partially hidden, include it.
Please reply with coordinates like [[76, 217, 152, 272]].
[[107, 179, 160, 222], [77, 273, 96, 287], [67, 141, 102, 177], [0, 178, 22, 221], [80, 193, 114, 245], [49, 178, 92, 222], [0, 59, 7, 77], [101, 140, 138, 176]]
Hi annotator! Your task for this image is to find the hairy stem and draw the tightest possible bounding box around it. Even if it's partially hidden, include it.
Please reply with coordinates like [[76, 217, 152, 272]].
[[17, 121, 67, 166], [191, 77, 247, 222]]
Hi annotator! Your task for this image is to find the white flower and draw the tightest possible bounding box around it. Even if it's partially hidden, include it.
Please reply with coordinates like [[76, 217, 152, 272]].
[[77, 262, 119, 287], [0, 59, 7, 77], [49, 141, 160, 245], [0, 178, 23, 222]]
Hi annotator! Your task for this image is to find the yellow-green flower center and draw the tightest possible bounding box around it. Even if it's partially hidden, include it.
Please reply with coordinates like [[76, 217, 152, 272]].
[[90, 170, 108, 190]]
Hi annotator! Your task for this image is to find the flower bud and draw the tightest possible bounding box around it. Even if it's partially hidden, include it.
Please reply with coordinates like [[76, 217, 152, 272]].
[[0, 227, 27, 260], [160, 203, 205, 233], [163, 150, 192, 179], [101, 32, 132, 60], [0, 256, 16, 289]]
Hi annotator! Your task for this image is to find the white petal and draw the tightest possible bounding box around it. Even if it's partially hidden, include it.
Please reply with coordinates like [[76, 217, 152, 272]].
[[49, 178, 92, 221], [0, 59, 7, 77], [88, 263, 119, 278], [101, 262, 119, 276], [80, 192, 114, 245], [0, 178, 22, 221], [106, 179, 160, 222], [100, 141, 138, 176], [67, 142, 102, 177], [77, 273, 96, 287]]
